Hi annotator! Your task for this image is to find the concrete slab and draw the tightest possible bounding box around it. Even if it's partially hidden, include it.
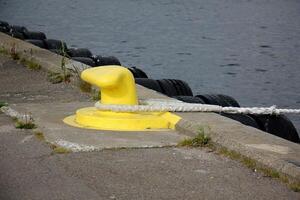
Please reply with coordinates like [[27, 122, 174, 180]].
[[0, 113, 103, 200], [10, 102, 187, 151], [0, 54, 89, 104], [1, 113, 299, 199], [176, 112, 300, 182]]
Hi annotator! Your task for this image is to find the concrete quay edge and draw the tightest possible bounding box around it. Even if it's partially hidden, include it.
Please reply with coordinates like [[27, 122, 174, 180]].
[[1, 32, 300, 184]]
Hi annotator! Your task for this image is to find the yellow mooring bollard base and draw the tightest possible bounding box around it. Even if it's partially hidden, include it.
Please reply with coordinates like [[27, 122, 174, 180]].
[[63, 66, 181, 131]]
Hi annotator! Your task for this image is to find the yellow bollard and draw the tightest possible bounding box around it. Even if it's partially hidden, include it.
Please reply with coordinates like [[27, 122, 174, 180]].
[[63, 65, 181, 131]]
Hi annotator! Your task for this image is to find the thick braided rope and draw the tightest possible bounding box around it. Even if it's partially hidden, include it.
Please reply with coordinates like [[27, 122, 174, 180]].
[[94, 99, 300, 115]]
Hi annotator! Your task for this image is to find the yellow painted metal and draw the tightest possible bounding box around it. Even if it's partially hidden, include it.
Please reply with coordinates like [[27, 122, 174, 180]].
[[63, 65, 181, 131], [81, 66, 138, 105]]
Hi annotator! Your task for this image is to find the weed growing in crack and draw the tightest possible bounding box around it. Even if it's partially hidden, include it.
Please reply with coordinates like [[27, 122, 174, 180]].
[[34, 131, 45, 141], [0, 101, 8, 108], [60, 42, 71, 83], [15, 113, 36, 129], [69, 65, 92, 93], [20, 58, 41, 70], [178, 127, 211, 147]]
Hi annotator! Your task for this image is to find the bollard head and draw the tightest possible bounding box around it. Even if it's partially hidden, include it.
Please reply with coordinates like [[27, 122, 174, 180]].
[[81, 66, 138, 105]]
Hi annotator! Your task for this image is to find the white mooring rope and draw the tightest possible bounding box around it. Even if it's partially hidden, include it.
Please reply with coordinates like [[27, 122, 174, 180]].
[[94, 99, 300, 115]]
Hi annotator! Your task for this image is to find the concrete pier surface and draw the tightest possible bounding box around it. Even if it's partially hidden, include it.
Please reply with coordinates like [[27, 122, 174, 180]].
[[0, 34, 300, 198]]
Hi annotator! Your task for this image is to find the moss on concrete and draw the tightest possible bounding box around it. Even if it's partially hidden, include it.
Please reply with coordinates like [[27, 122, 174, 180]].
[[79, 81, 92, 93], [52, 146, 71, 154], [34, 131, 45, 141], [34, 131, 71, 154], [49, 143, 71, 154]]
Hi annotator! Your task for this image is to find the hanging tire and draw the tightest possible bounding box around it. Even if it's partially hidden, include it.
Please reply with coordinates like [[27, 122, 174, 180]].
[[220, 113, 260, 129], [157, 79, 178, 96], [72, 57, 96, 67], [44, 39, 68, 51], [23, 31, 46, 40], [135, 78, 163, 93], [0, 21, 10, 33], [196, 94, 221, 105], [196, 94, 260, 129], [25, 39, 46, 49], [169, 79, 184, 96], [174, 79, 193, 96], [10, 25, 28, 34], [250, 114, 300, 143], [127, 67, 148, 78], [0, 21, 9, 28], [92, 55, 121, 66], [0, 26, 10, 33], [157, 79, 193, 96], [195, 94, 239, 107], [173, 96, 205, 103], [67, 48, 92, 58], [9, 30, 25, 40], [216, 94, 240, 107]]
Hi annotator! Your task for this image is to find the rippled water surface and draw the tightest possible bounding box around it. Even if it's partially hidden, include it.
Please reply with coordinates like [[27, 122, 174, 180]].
[[1, 0, 299, 132]]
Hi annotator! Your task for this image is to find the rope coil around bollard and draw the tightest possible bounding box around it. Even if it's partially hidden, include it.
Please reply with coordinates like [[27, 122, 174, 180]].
[[94, 99, 300, 115]]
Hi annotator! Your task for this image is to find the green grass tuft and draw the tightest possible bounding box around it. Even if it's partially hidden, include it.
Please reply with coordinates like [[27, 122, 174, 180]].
[[47, 72, 64, 84], [0, 47, 9, 55], [178, 128, 211, 147], [0, 101, 8, 108], [15, 120, 36, 129], [20, 58, 41, 70]]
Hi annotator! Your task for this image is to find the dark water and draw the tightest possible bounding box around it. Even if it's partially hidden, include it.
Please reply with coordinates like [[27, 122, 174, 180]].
[[1, 0, 300, 133]]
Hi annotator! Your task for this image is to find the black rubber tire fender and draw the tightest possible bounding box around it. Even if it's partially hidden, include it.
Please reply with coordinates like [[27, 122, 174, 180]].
[[72, 57, 96, 67], [157, 79, 178, 96], [0, 26, 10, 33], [177, 80, 193, 96], [169, 79, 183, 96], [67, 48, 92, 58], [10, 25, 28, 34], [135, 78, 163, 93], [195, 94, 221, 105], [220, 113, 260, 129], [0, 21, 9, 28], [25, 39, 46, 49], [216, 94, 240, 107], [93, 55, 121, 66], [0, 21, 10, 33], [250, 114, 300, 143], [23, 31, 46, 40], [127, 67, 148, 78], [9, 30, 25, 40]]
